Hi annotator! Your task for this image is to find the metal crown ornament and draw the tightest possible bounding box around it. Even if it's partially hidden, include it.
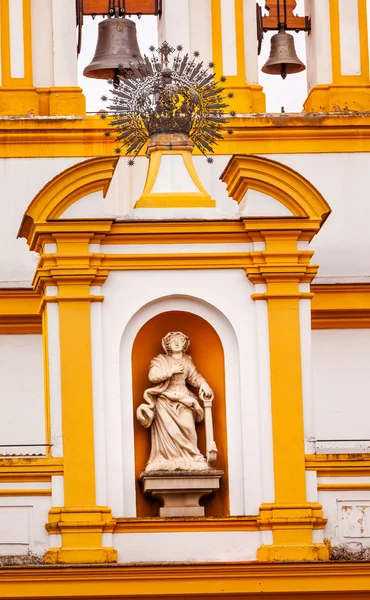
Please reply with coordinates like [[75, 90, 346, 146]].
[[101, 41, 234, 164]]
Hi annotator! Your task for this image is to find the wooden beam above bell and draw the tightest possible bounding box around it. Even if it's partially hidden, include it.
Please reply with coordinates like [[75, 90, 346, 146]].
[[82, 0, 161, 16], [262, 0, 309, 31]]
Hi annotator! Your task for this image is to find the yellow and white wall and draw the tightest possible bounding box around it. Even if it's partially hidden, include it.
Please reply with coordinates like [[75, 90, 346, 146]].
[[1, 0, 370, 596]]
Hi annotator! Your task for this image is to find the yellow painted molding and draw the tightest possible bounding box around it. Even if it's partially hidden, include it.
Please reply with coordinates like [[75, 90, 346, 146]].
[[257, 504, 329, 562], [257, 542, 330, 562], [0, 88, 86, 117], [135, 144, 215, 209], [3, 563, 370, 597], [0, 288, 41, 333], [35, 88, 86, 117], [304, 84, 370, 112], [329, 0, 369, 85], [311, 283, 370, 329], [318, 483, 370, 491], [312, 308, 370, 329], [0, 314, 41, 334], [210, 0, 266, 113], [245, 232, 319, 287], [44, 506, 117, 564], [1, 280, 368, 333], [0, 457, 63, 482], [221, 155, 331, 224], [114, 516, 259, 534], [23, 217, 326, 254], [3, 114, 370, 157], [0, 488, 51, 496], [306, 453, 370, 477], [18, 156, 118, 244]]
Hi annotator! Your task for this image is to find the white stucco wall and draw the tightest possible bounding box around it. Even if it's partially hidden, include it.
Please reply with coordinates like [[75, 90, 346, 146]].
[[312, 329, 370, 450], [0, 492, 51, 556], [0, 158, 84, 286], [0, 334, 45, 456]]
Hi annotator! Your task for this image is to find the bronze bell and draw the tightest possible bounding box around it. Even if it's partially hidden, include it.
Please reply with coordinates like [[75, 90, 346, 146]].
[[83, 17, 146, 80], [262, 29, 306, 79]]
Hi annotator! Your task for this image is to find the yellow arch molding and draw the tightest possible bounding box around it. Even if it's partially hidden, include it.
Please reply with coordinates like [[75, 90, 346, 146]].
[[18, 156, 118, 241], [221, 154, 331, 223]]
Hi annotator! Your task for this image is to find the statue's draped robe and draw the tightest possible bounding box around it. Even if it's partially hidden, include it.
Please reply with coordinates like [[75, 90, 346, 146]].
[[137, 353, 208, 471]]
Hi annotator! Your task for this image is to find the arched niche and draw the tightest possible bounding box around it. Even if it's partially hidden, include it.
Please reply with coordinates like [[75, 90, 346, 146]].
[[131, 310, 229, 518]]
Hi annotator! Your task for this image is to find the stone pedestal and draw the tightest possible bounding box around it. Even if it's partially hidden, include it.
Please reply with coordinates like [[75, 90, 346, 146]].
[[140, 471, 223, 517]]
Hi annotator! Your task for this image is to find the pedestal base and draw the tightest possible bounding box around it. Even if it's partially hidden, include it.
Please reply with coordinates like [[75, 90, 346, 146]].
[[140, 470, 223, 517]]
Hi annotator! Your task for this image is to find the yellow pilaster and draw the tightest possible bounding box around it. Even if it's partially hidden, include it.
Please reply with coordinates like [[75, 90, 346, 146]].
[[247, 232, 328, 561], [0, 0, 85, 116], [304, 0, 370, 112], [35, 234, 116, 564], [211, 0, 265, 113]]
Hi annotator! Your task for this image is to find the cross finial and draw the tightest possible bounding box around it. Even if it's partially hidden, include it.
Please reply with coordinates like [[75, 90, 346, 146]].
[[157, 41, 175, 66]]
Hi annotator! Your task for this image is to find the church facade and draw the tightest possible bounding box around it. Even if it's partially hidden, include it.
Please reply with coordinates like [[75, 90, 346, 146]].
[[1, 0, 370, 598]]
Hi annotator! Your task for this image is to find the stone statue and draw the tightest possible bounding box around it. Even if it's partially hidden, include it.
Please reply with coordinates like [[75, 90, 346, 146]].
[[137, 331, 217, 472]]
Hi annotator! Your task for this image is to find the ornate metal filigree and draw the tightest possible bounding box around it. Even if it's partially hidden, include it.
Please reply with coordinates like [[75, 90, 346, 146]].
[[101, 42, 234, 162]]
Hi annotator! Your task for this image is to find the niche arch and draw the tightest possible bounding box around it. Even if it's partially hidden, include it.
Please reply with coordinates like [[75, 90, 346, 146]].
[[132, 310, 228, 517], [119, 294, 245, 518]]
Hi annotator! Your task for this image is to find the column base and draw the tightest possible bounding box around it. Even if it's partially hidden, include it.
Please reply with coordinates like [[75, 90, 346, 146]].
[[0, 87, 86, 117], [226, 84, 266, 114], [37, 87, 86, 117], [257, 542, 330, 562], [304, 84, 370, 113], [257, 502, 329, 562], [45, 505, 117, 565]]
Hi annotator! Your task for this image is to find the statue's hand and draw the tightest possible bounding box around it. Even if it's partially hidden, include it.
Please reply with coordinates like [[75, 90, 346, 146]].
[[199, 381, 214, 401], [171, 363, 184, 375]]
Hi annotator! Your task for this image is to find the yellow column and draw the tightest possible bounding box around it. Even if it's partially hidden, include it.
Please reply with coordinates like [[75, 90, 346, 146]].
[[304, 0, 370, 112], [211, 0, 265, 113], [0, 0, 85, 116], [247, 232, 329, 562], [38, 235, 116, 564], [0, 0, 39, 115]]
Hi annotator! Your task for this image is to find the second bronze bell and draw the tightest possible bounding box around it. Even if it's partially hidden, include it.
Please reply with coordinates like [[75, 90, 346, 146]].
[[83, 17, 146, 80], [262, 29, 306, 79]]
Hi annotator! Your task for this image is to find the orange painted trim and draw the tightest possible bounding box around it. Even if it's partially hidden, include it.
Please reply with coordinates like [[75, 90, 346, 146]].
[[4, 113, 370, 157], [114, 516, 259, 533], [0, 457, 63, 482], [318, 483, 370, 491], [1, 563, 370, 597], [0, 288, 42, 333], [306, 454, 370, 477], [220, 154, 331, 222], [311, 283, 370, 329], [0, 488, 51, 496], [18, 156, 118, 240]]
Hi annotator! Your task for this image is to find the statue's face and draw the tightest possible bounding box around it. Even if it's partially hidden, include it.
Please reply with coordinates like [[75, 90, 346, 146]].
[[168, 335, 185, 353]]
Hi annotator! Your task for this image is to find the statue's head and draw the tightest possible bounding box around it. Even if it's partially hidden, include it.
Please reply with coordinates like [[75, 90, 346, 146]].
[[162, 331, 190, 355]]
